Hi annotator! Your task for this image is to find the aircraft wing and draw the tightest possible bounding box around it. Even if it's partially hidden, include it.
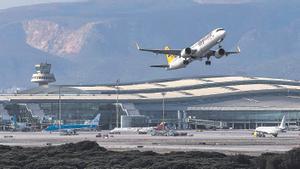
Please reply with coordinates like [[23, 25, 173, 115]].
[[136, 43, 181, 55], [256, 127, 274, 135], [150, 65, 169, 68], [224, 46, 241, 55], [257, 130, 269, 134], [205, 46, 241, 58]]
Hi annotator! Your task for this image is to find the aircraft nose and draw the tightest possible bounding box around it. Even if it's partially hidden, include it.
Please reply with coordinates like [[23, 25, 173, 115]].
[[221, 30, 226, 37]]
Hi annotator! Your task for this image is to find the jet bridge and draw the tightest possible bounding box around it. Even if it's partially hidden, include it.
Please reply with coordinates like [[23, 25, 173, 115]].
[[119, 103, 140, 116], [187, 117, 227, 129]]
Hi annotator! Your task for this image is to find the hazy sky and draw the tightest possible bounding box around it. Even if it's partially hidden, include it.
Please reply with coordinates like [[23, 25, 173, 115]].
[[0, 0, 83, 9]]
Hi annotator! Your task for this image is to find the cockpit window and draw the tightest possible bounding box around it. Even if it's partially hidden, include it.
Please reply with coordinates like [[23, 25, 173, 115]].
[[216, 28, 224, 32]]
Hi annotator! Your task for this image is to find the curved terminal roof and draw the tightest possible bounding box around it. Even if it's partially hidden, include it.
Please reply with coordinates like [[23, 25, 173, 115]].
[[70, 76, 295, 93], [2, 76, 300, 102]]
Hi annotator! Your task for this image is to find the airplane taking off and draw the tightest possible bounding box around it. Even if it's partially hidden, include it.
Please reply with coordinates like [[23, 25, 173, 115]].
[[253, 115, 286, 137], [136, 28, 240, 70]]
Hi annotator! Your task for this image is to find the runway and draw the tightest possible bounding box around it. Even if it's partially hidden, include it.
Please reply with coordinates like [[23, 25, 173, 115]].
[[0, 130, 299, 156]]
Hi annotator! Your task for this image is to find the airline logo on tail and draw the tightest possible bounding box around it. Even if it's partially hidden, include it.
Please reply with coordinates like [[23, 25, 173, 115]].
[[164, 46, 176, 64], [89, 113, 101, 126]]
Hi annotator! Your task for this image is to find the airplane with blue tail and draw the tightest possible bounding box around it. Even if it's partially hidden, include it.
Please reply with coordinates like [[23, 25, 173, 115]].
[[45, 113, 101, 132]]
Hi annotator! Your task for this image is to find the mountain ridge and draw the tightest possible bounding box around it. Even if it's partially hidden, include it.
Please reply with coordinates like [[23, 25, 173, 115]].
[[0, 0, 299, 89]]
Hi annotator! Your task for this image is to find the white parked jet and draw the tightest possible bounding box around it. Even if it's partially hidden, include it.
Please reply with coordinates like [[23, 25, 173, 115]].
[[136, 28, 240, 70], [109, 127, 154, 134], [253, 115, 286, 137]]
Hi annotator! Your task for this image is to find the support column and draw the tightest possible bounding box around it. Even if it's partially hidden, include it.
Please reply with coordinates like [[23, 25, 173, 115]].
[[177, 110, 182, 130]]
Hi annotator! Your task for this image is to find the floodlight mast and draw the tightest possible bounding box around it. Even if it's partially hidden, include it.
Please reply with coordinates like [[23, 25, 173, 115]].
[[116, 79, 120, 128], [161, 92, 166, 130], [58, 86, 61, 131]]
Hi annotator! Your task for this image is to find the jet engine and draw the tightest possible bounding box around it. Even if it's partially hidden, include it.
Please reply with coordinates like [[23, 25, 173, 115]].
[[215, 48, 226, 59], [180, 47, 192, 58]]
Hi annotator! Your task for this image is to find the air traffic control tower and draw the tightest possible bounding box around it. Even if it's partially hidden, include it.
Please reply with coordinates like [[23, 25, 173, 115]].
[[31, 63, 56, 86]]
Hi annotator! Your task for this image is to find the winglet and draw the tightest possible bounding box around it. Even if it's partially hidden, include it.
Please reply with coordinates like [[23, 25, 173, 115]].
[[236, 46, 241, 53], [135, 42, 141, 50]]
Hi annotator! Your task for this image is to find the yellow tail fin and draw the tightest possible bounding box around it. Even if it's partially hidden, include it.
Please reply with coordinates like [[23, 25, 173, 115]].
[[164, 46, 176, 64]]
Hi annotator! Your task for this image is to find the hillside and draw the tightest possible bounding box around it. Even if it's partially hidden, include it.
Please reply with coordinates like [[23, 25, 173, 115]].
[[0, 0, 300, 89]]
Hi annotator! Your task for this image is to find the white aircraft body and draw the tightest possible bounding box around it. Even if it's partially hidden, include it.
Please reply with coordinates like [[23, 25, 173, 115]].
[[254, 115, 286, 137], [110, 127, 154, 134], [136, 28, 240, 70]]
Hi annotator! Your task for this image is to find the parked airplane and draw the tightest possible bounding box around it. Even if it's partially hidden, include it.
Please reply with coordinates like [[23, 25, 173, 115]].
[[109, 127, 154, 134], [10, 115, 31, 132], [136, 28, 240, 70], [253, 115, 286, 137], [45, 113, 101, 132]]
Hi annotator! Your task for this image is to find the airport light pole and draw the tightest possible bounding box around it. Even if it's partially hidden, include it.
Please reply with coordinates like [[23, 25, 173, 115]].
[[161, 92, 166, 123], [58, 86, 62, 131], [1, 109, 3, 131], [116, 79, 120, 128]]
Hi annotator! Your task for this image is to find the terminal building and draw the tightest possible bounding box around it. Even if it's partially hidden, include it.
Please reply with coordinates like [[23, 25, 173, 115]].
[[1, 63, 300, 129]]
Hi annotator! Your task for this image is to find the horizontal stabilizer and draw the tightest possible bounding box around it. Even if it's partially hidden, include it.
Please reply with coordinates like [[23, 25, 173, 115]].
[[150, 65, 169, 68]]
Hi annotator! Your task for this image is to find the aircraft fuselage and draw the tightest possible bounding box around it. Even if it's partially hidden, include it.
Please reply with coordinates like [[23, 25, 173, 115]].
[[168, 28, 226, 70]]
